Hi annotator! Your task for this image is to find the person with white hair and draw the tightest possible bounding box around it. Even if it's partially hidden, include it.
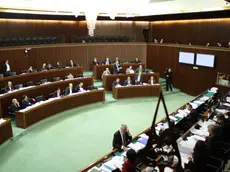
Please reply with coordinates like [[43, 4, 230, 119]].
[[112, 124, 132, 150]]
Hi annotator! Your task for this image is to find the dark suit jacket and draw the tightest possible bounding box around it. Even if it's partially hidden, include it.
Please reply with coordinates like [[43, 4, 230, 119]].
[[206, 135, 221, 157], [75, 85, 81, 93], [21, 100, 31, 109], [135, 74, 143, 82], [3, 63, 11, 76], [124, 80, 133, 86], [102, 60, 111, 65], [9, 104, 21, 113], [53, 91, 62, 98], [113, 64, 121, 74], [112, 130, 132, 150], [92, 60, 99, 65], [166, 72, 173, 83], [148, 79, 156, 85], [65, 87, 73, 95], [46, 66, 55, 70], [5, 86, 14, 93], [134, 60, 140, 63], [112, 81, 120, 87]]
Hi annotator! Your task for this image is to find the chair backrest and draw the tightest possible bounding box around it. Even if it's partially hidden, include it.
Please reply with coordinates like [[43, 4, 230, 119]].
[[49, 92, 54, 98], [0, 74, 3, 78], [76, 74, 83, 78], [35, 95, 44, 102], [15, 84, 23, 89], [40, 79, 48, 84], [21, 70, 27, 74], [27, 81, 34, 86], [53, 77, 60, 82], [9, 72, 16, 76]]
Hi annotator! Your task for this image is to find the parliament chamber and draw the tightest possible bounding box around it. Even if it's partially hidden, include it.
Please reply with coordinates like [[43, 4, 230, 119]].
[[0, 1, 230, 172]]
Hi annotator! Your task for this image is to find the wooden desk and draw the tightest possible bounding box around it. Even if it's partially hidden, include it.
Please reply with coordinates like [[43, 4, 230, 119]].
[[93, 63, 145, 80], [103, 73, 159, 91], [0, 118, 13, 145], [113, 85, 161, 99], [0, 77, 94, 117], [15, 89, 105, 129], [0, 67, 83, 89]]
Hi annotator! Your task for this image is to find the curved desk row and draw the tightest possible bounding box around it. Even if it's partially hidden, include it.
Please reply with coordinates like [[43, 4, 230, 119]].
[[93, 63, 145, 80], [79, 89, 216, 171], [0, 66, 83, 89], [0, 118, 13, 145], [113, 85, 161, 99], [103, 73, 160, 91], [0, 77, 94, 117], [15, 89, 105, 129]]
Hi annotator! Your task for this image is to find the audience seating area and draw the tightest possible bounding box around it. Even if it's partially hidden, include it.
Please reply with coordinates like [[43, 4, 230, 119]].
[[0, 36, 61, 47]]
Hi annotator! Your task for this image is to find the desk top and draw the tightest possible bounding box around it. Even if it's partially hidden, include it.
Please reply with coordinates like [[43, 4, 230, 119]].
[[79, 88, 216, 171], [0, 118, 11, 128]]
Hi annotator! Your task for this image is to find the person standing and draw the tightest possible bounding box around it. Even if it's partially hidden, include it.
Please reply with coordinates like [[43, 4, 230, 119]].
[[3, 60, 11, 77], [166, 68, 173, 92]]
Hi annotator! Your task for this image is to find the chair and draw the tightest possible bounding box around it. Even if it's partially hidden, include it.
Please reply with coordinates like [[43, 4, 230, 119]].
[[1, 88, 6, 94], [40, 79, 48, 84], [88, 85, 97, 90], [31, 37, 38, 45], [0, 38, 4, 46], [35, 95, 44, 102], [76, 74, 83, 78], [21, 70, 27, 74], [18, 37, 25, 45], [53, 77, 61, 82], [8, 106, 15, 118], [15, 84, 23, 90], [38, 37, 45, 44], [62, 90, 66, 96], [51, 36, 57, 44], [0, 74, 3, 78], [9, 72, 16, 76], [27, 81, 34, 86], [11, 37, 18, 46], [207, 156, 225, 172], [25, 37, 32, 45], [3, 38, 11, 46], [49, 92, 54, 98]]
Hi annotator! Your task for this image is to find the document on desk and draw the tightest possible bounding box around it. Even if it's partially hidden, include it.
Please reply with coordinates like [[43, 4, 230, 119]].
[[103, 156, 123, 171], [87, 166, 100, 172], [128, 142, 145, 152]]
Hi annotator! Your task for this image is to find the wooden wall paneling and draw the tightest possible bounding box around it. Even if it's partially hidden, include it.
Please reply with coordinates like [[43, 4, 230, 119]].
[[87, 45, 99, 70]]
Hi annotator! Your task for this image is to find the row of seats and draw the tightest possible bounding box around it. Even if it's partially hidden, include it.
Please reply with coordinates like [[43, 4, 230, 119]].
[[0, 36, 60, 47], [71, 36, 132, 43]]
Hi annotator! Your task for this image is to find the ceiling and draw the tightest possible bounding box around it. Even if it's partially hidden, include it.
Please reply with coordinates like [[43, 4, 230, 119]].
[[0, 0, 229, 18]]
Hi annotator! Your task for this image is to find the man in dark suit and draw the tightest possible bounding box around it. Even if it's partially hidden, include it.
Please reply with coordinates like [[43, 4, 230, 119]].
[[53, 88, 62, 98], [56, 61, 62, 68], [148, 76, 156, 85], [75, 82, 84, 92], [40, 63, 47, 71], [47, 63, 55, 70], [166, 68, 173, 92], [134, 58, 140, 64], [21, 95, 35, 109], [65, 83, 74, 95], [135, 71, 143, 85], [113, 60, 122, 74], [124, 77, 133, 86], [3, 60, 11, 77], [113, 124, 132, 150], [92, 58, 99, 65], [9, 98, 21, 114], [102, 57, 111, 65], [135, 65, 143, 73], [112, 78, 121, 87], [5, 81, 14, 93], [113, 57, 120, 64]]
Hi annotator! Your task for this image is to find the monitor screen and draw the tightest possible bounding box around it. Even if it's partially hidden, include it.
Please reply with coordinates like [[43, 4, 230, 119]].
[[196, 53, 215, 68], [179, 52, 195, 65]]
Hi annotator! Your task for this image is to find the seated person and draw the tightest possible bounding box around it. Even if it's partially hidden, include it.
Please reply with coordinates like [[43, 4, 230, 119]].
[[53, 87, 62, 98], [135, 64, 143, 73], [5, 81, 14, 93], [40, 63, 47, 71], [92, 58, 99, 65], [134, 57, 140, 64], [10, 98, 21, 114], [65, 83, 74, 95], [148, 76, 156, 85], [101, 68, 111, 79], [56, 61, 63, 68], [217, 114, 230, 143], [113, 57, 120, 64], [122, 149, 136, 172], [112, 124, 132, 150], [21, 95, 35, 109], [75, 82, 85, 93], [47, 63, 55, 70], [124, 77, 133, 86], [27, 66, 34, 73], [206, 124, 221, 157], [125, 66, 134, 74], [102, 57, 111, 65], [66, 73, 74, 79], [135, 71, 142, 85], [186, 140, 208, 172], [69, 60, 77, 67], [160, 38, 164, 43], [112, 78, 121, 87], [113, 60, 122, 74]]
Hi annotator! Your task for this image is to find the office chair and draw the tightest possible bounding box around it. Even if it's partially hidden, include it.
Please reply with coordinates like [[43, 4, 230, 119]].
[[15, 84, 23, 90], [27, 81, 34, 87], [8, 106, 15, 119], [49, 92, 54, 98], [76, 74, 83, 78], [207, 156, 225, 172], [9, 72, 16, 76], [35, 95, 44, 102], [21, 70, 27, 74], [25, 37, 32, 45], [40, 79, 48, 84], [0, 74, 3, 78], [88, 85, 97, 90], [11, 37, 18, 46], [53, 77, 61, 82]]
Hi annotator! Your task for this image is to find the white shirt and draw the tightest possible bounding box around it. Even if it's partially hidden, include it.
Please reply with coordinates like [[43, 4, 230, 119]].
[[137, 75, 141, 82], [151, 80, 154, 85], [69, 88, 72, 94], [6, 63, 10, 71], [105, 61, 109, 65], [79, 87, 84, 92]]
